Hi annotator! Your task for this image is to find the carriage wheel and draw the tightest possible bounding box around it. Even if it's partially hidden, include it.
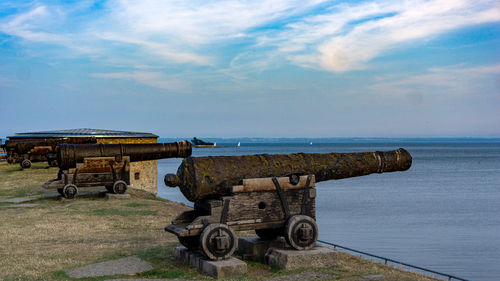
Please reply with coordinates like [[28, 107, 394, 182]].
[[255, 228, 282, 241], [20, 159, 32, 169], [178, 236, 200, 250], [112, 180, 127, 194], [49, 160, 58, 167], [284, 215, 318, 250], [200, 223, 237, 260], [62, 184, 78, 199]]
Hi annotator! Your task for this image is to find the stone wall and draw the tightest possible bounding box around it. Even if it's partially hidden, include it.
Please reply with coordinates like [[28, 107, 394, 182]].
[[97, 137, 158, 196]]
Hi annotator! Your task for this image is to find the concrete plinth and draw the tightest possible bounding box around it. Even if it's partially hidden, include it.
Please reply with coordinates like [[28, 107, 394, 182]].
[[105, 193, 131, 200], [174, 246, 247, 279], [265, 246, 338, 270], [238, 237, 289, 262]]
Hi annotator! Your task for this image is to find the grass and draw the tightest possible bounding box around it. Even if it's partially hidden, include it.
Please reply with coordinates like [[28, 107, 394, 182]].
[[0, 162, 439, 281], [90, 208, 158, 216], [0, 162, 55, 200], [124, 202, 149, 208]]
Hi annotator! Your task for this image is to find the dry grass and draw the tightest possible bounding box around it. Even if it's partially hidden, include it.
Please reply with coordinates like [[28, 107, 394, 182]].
[[0, 163, 195, 280], [0, 163, 55, 198], [0, 163, 439, 281], [0, 192, 191, 280]]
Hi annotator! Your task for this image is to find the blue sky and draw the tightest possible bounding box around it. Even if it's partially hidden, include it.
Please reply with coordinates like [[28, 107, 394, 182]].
[[0, 0, 499, 138]]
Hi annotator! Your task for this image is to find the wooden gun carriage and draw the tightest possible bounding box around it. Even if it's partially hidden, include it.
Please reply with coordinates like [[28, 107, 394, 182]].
[[43, 155, 132, 199], [165, 174, 318, 260], [164, 148, 412, 260], [2, 137, 97, 169], [44, 141, 192, 199]]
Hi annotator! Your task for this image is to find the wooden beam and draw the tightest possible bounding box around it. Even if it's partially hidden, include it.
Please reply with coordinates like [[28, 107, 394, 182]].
[[232, 175, 315, 193]]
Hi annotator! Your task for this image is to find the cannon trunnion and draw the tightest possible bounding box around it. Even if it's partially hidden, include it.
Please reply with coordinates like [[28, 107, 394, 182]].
[[44, 141, 192, 199], [165, 175, 318, 260], [164, 148, 412, 261], [165, 148, 412, 202]]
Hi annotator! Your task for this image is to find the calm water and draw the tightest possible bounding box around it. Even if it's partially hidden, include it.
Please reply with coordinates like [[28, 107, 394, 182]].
[[157, 140, 500, 281]]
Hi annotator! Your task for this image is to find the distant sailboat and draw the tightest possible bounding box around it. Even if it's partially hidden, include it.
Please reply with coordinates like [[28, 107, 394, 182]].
[[237, 142, 241, 147], [214, 142, 217, 147], [309, 142, 313, 145]]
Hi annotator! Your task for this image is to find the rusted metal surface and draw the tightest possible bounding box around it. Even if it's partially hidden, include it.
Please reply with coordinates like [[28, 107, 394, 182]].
[[165, 148, 412, 202], [57, 140, 192, 169], [2, 137, 97, 164], [44, 141, 191, 198], [0, 139, 4, 155]]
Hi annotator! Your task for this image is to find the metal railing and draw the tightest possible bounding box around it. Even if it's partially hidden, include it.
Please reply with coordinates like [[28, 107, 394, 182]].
[[317, 240, 469, 281]]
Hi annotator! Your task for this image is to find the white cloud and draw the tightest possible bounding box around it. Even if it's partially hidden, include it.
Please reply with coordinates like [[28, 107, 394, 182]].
[[94, 32, 213, 66], [105, 0, 325, 43], [368, 63, 500, 96], [0, 6, 64, 42], [0, 1, 327, 66], [0, 0, 499, 72], [275, 0, 500, 71]]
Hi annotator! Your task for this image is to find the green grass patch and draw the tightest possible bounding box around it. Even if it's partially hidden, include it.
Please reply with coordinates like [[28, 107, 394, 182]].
[[124, 202, 149, 208], [138, 268, 196, 279], [136, 246, 170, 263], [0, 189, 12, 196], [133, 246, 200, 279], [29, 164, 51, 170], [0, 188, 27, 198], [90, 208, 157, 216], [0, 166, 22, 174], [148, 196, 167, 202], [50, 270, 69, 280]]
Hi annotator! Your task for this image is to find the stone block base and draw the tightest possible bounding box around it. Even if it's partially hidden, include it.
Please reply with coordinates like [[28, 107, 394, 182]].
[[237, 237, 289, 262], [105, 193, 131, 200], [265, 246, 338, 270], [174, 246, 247, 279]]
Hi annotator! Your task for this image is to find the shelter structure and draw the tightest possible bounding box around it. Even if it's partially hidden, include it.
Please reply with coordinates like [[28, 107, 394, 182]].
[[8, 128, 160, 195]]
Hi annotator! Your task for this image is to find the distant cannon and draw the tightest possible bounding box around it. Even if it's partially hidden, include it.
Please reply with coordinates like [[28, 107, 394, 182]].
[[164, 149, 412, 260], [44, 141, 192, 199], [0, 139, 4, 160], [1, 137, 97, 169]]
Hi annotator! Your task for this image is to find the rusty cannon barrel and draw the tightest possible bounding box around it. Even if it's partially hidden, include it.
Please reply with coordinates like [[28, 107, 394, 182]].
[[165, 148, 412, 202], [4, 137, 97, 152], [57, 140, 192, 170]]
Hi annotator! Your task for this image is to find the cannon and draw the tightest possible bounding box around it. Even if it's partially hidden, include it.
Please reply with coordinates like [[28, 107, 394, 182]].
[[43, 141, 192, 199], [0, 139, 4, 159], [1, 137, 97, 169], [164, 148, 412, 260]]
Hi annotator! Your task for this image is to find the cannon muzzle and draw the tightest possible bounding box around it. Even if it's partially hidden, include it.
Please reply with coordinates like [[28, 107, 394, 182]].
[[165, 148, 412, 202], [57, 140, 192, 169]]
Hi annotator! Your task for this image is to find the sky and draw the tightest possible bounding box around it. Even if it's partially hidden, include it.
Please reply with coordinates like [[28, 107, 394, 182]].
[[0, 0, 499, 138]]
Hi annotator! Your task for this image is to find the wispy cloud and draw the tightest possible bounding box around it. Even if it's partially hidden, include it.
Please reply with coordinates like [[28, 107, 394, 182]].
[[368, 63, 500, 98], [0, 6, 64, 42], [0, 0, 499, 73], [94, 32, 213, 66], [0, 0, 326, 67], [268, 0, 500, 71]]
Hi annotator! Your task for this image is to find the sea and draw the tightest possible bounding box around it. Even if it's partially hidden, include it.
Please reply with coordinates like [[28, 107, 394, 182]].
[[157, 138, 500, 281]]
